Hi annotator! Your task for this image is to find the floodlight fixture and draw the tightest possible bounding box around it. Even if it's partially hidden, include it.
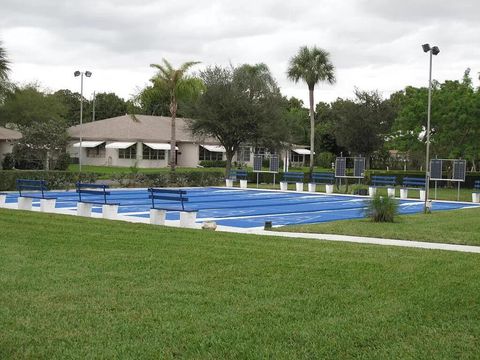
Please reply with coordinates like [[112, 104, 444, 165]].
[[431, 46, 440, 55], [73, 70, 93, 172], [74, 70, 81, 77], [85, 71, 92, 77]]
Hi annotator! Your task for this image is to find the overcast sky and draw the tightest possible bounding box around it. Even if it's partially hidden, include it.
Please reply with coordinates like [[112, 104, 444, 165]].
[[1, 0, 480, 104]]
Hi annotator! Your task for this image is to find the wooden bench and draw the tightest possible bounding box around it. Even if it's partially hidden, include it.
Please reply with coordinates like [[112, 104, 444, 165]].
[[226, 169, 248, 188], [370, 175, 397, 197], [148, 188, 197, 227], [281, 172, 304, 192], [472, 180, 480, 203], [309, 172, 335, 193], [401, 177, 426, 200], [76, 183, 120, 219], [16, 179, 57, 212]]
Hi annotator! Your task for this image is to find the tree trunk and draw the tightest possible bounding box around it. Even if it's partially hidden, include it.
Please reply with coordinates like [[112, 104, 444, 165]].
[[170, 99, 177, 172], [225, 151, 234, 178], [308, 87, 315, 179]]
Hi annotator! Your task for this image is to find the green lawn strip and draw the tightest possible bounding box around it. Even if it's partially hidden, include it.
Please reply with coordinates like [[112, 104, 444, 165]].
[[1, 209, 479, 358], [67, 164, 224, 174], [278, 207, 480, 246]]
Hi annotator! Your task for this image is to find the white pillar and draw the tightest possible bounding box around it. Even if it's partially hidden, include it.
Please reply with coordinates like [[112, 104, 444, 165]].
[[295, 182, 304, 192], [150, 209, 166, 225], [472, 193, 480, 203], [102, 204, 119, 220], [419, 189, 426, 201], [239, 179, 248, 189], [77, 202, 93, 217], [387, 187, 395, 198], [368, 187, 377, 197], [40, 198, 56, 212], [225, 179, 233, 187], [400, 188, 408, 199], [308, 183, 316, 193], [18, 197, 33, 210], [180, 211, 197, 228], [280, 182, 288, 191], [0, 194, 6, 206], [325, 184, 334, 194]]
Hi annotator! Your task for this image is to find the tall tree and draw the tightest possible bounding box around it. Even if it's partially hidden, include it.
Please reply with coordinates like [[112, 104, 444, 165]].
[[0, 41, 9, 82], [287, 46, 335, 176], [149, 59, 201, 171], [92, 92, 127, 120]]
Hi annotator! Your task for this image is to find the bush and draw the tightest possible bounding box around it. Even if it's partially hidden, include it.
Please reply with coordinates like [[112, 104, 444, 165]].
[[109, 171, 225, 188], [0, 170, 99, 191], [54, 153, 71, 171], [365, 194, 398, 222], [2, 153, 15, 170], [199, 160, 227, 168], [316, 152, 335, 169]]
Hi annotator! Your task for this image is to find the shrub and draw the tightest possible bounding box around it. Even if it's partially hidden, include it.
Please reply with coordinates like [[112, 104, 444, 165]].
[[316, 152, 335, 169], [199, 160, 227, 168], [0, 170, 99, 191], [365, 194, 398, 222], [54, 153, 71, 171], [2, 153, 15, 170]]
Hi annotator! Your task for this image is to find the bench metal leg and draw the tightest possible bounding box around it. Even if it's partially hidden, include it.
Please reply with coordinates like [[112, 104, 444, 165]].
[[325, 184, 334, 194], [0, 194, 5, 206], [40, 198, 56, 212], [295, 182, 304, 192], [308, 183, 316, 193], [368, 187, 377, 197], [400, 188, 408, 199], [225, 179, 234, 187], [280, 182, 288, 191], [18, 197, 33, 211], [150, 209, 166, 225], [387, 187, 395, 198], [419, 190, 426, 201], [180, 211, 197, 228], [472, 193, 480, 203], [239, 179, 248, 189], [77, 202, 92, 217], [102, 204, 118, 220]]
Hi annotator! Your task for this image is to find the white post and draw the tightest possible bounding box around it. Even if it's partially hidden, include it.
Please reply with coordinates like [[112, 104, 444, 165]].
[[325, 184, 334, 194], [419, 189, 426, 201], [308, 183, 316, 193], [225, 179, 233, 187], [77, 202, 92, 217], [102, 204, 118, 220], [239, 179, 248, 189], [18, 197, 33, 210], [0, 194, 6, 206], [295, 182, 304, 192], [368, 187, 377, 197], [180, 211, 197, 228], [280, 181, 288, 191], [472, 193, 480, 203], [387, 187, 395, 198], [40, 198, 56, 212], [400, 188, 408, 199], [150, 209, 166, 225]]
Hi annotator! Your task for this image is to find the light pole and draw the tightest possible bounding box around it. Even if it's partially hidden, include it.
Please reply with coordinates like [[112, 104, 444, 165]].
[[421, 44, 439, 213], [74, 70, 92, 172]]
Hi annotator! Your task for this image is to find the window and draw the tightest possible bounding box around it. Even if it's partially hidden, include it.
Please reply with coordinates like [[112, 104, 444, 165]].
[[86, 144, 106, 158], [238, 146, 251, 162], [119, 145, 137, 159], [142, 144, 165, 160], [199, 146, 223, 161]]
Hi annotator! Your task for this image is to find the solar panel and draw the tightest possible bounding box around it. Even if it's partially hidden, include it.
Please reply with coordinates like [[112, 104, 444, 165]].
[[452, 160, 466, 181], [253, 155, 263, 172], [430, 159, 443, 180], [269, 154, 279, 173], [335, 157, 346, 177], [353, 157, 365, 178]]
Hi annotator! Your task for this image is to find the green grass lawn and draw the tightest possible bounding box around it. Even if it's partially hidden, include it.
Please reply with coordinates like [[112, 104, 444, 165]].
[[1, 209, 480, 358], [278, 207, 480, 246], [68, 164, 223, 174]]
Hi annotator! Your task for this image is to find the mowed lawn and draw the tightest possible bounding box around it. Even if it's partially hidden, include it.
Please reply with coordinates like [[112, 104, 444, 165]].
[[279, 207, 480, 246], [1, 209, 479, 359]]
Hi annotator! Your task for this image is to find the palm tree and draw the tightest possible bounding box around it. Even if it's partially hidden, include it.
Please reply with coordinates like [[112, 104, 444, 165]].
[[150, 59, 201, 171], [287, 46, 335, 176], [0, 41, 10, 81]]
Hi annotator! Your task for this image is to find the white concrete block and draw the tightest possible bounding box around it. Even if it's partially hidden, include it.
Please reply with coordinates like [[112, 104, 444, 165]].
[[150, 209, 166, 225], [295, 182, 304, 192], [400, 188, 408, 199], [325, 184, 334, 194], [239, 179, 248, 189], [472, 193, 480, 203], [40, 198, 56, 212], [18, 197, 33, 210], [225, 179, 234, 187], [102, 204, 119, 220], [369, 187, 377, 197], [180, 211, 197, 228], [308, 183, 316, 193], [202, 221, 217, 230], [419, 189, 426, 201], [280, 182, 288, 191], [387, 187, 395, 198], [0, 194, 6, 206], [77, 202, 93, 217]]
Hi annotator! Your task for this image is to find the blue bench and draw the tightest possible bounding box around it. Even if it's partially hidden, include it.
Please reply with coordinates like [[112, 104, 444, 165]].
[[371, 175, 397, 187], [148, 188, 197, 227], [16, 179, 55, 199], [311, 172, 335, 184], [402, 177, 426, 189], [229, 169, 248, 181], [474, 180, 480, 191], [282, 172, 304, 184], [473, 180, 480, 203], [76, 183, 119, 205]]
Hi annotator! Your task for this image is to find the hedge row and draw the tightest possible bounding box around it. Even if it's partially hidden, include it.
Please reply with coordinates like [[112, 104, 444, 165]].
[[0, 171, 99, 191]]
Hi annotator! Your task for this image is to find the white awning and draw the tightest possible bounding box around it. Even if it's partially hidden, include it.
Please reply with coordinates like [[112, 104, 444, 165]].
[[72, 141, 104, 148], [144, 142, 179, 151], [201, 144, 226, 153], [292, 148, 313, 155], [105, 142, 136, 149]]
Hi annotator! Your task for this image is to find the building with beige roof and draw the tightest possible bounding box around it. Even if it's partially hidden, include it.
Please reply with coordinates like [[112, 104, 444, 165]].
[[0, 126, 22, 164]]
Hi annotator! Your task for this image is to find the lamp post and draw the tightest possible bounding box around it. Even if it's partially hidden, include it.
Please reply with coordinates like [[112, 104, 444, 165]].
[[74, 70, 92, 172], [421, 44, 439, 213]]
